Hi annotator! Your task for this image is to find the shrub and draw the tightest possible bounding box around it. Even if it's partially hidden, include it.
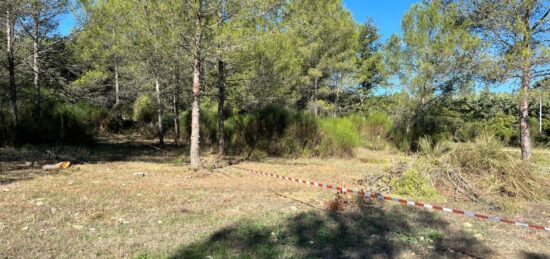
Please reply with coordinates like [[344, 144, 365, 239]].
[[14, 101, 100, 145], [225, 107, 319, 156], [224, 113, 255, 154], [489, 113, 516, 144], [278, 112, 319, 156], [318, 117, 361, 157], [350, 112, 393, 150], [455, 121, 487, 142], [133, 94, 156, 123]]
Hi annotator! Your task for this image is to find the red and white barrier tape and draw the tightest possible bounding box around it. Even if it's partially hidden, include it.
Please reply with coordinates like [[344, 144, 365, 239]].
[[232, 165, 550, 233]]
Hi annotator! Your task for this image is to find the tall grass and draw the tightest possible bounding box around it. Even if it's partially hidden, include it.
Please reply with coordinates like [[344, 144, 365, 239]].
[[177, 106, 380, 158], [318, 117, 361, 157]]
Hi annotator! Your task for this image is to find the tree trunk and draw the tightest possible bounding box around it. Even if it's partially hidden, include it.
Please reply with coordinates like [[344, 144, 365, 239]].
[[313, 77, 318, 117], [539, 95, 542, 133], [33, 11, 40, 117], [155, 77, 164, 145], [190, 56, 202, 169], [189, 2, 204, 169], [6, 7, 18, 130], [173, 72, 180, 147], [519, 66, 532, 160], [114, 63, 120, 107], [217, 59, 225, 157]]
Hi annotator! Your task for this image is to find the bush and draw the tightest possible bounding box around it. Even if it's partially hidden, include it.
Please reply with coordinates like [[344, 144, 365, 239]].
[[177, 107, 383, 158], [226, 107, 319, 157], [318, 117, 361, 157], [14, 101, 102, 145], [489, 113, 516, 144], [455, 121, 487, 142], [133, 94, 156, 123], [349, 112, 393, 150]]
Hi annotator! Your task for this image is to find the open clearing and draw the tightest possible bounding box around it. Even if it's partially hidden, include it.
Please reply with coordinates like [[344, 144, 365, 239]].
[[1, 141, 549, 258]]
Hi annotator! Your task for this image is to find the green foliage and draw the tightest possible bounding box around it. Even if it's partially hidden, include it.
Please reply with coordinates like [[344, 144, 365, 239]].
[[180, 107, 219, 147], [180, 106, 319, 157], [347, 112, 393, 150], [226, 107, 319, 157], [390, 167, 439, 200], [14, 102, 108, 145], [318, 117, 362, 157], [357, 19, 387, 90], [395, 0, 481, 99], [177, 106, 374, 158], [133, 95, 155, 123]]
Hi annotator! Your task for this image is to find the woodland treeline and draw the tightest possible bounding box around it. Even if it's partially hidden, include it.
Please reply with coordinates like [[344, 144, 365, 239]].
[[1, 0, 549, 168]]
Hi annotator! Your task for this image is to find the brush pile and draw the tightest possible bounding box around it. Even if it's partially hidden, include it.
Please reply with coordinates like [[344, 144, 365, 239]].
[[363, 135, 546, 207]]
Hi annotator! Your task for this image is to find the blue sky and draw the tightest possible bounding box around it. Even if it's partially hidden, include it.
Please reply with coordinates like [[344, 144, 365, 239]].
[[57, 12, 76, 36], [342, 0, 419, 40]]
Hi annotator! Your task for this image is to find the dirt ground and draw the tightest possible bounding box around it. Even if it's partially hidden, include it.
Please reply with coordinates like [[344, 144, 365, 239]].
[[1, 141, 549, 258]]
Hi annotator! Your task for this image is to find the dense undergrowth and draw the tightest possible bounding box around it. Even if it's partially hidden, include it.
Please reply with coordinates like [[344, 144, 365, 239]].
[[1, 100, 115, 145], [178, 106, 392, 158]]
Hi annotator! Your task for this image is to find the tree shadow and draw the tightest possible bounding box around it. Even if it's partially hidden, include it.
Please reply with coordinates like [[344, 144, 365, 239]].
[[0, 139, 184, 185], [0, 167, 61, 185], [1, 140, 181, 163], [170, 198, 492, 258], [522, 252, 550, 259]]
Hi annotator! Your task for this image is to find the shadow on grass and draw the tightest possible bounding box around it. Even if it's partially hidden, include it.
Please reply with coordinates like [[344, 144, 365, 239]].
[[169, 199, 492, 258], [0, 140, 182, 164], [522, 252, 550, 259], [0, 139, 183, 185], [0, 168, 61, 185]]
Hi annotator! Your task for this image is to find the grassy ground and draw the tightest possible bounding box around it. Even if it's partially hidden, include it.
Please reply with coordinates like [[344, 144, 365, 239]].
[[1, 140, 549, 258]]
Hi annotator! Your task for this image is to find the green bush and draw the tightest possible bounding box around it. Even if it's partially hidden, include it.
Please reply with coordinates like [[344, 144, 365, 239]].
[[225, 107, 319, 156], [14, 101, 101, 144], [133, 94, 156, 123], [455, 121, 487, 142], [180, 107, 220, 147], [349, 112, 393, 150], [318, 117, 361, 157], [489, 113, 516, 144], [176, 107, 385, 158]]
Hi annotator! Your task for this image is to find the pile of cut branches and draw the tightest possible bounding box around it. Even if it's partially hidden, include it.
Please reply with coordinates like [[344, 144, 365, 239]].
[[362, 135, 546, 208]]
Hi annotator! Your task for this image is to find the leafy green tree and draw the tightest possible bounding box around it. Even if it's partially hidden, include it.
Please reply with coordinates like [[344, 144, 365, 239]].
[[76, 0, 128, 108], [396, 0, 482, 105], [385, 0, 483, 149], [356, 19, 387, 91], [212, 0, 283, 156], [283, 0, 358, 116], [462, 0, 550, 159]]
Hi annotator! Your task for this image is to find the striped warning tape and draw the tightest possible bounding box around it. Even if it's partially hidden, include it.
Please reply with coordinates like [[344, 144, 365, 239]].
[[232, 165, 550, 233]]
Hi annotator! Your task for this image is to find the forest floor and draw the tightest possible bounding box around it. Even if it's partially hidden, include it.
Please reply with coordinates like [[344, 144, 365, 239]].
[[1, 138, 550, 258]]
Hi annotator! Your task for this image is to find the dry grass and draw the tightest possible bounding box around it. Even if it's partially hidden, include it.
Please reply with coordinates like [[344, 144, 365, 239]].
[[416, 136, 548, 206], [1, 142, 549, 258]]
